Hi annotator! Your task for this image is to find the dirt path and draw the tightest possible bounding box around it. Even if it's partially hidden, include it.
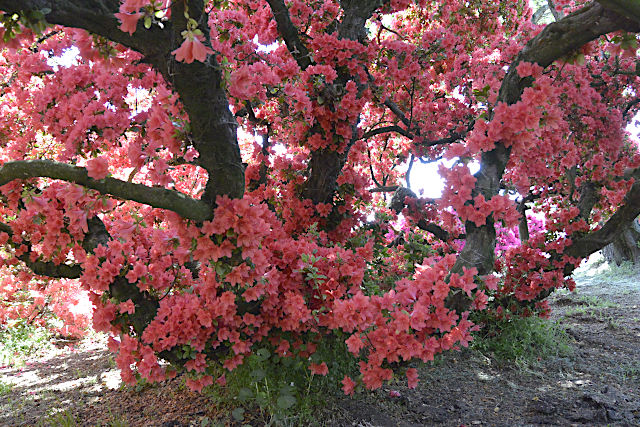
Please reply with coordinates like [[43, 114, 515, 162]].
[[1, 255, 639, 426]]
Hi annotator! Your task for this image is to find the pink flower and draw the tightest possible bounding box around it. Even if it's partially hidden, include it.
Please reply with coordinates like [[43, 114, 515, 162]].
[[115, 11, 142, 35], [342, 375, 356, 395], [345, 334, 364, 354], [172, 35, 213, 64], [406, 368, 418, 389], [228, 67, 254, 99], [516, 61, 543, 78], [86, 157, 110, 180], [309, 362, 328, 376], [119, 299, 136, 315], [216, 374, 226, 386], [185, 375, 213, 392]]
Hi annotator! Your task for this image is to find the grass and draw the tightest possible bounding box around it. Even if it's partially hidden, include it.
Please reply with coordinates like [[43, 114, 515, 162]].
[[562, 296, 618, 316], [573, 295, 619, 309], [36, 409, 77, 427], [0, 380, 12, 396], [617, 361, 640, 382], [472, 316, 573, 370], [573, 255, 640, 283], [33, 407, 130, 427]]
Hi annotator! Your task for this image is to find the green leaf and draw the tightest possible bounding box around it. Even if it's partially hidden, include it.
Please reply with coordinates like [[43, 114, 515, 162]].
[[144, 16, 152, 29], [255, 391, 269, 408], [276, 395, 296, 410], [279, 384, 296, 395], [255, 348, 270, 361], [250, 368, 265, 381], [238, 387, 253, 402], [231, 408, 245, 421]]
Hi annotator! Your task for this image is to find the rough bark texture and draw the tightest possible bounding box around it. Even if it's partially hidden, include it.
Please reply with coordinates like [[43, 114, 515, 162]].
[[597, 0, 640, 24], [601, 221, 640, 265], [168, 1, 245, 205], [566, 177, 640, 262], [0, 0, 170, 62], [265, 0, 313, 69], [293, 0, 389, 204]]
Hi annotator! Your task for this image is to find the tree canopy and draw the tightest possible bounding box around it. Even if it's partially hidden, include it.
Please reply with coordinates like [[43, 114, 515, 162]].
[[0, 0, 639, 392]]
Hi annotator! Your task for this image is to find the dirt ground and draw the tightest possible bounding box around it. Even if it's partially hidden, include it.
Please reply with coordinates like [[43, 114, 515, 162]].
[[1, 254, 639, 426]]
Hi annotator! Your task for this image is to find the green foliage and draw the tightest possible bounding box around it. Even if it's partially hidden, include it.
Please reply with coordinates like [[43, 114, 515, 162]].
[[0, 380, 12, 396], [570, 294, 618, 310], [360, 223, 436, 296], [616, 361, 640, 382], [0, 8, 50, 42], [205, 332, 358, 425], [36, 410, 77, 427], [0, 319, 53, 366], [472, 316, 573, 369]]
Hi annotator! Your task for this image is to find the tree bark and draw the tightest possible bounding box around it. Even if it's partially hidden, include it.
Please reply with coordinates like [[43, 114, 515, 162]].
[[602, 219, 640, 265]]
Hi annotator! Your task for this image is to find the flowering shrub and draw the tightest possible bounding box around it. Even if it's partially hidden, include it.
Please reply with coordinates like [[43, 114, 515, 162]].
[[0, 0, 639, 397], [0, 274, 91, 338]]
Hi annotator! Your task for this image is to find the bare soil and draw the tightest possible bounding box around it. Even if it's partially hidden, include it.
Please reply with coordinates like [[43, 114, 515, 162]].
[[1, 256, 639, 426]]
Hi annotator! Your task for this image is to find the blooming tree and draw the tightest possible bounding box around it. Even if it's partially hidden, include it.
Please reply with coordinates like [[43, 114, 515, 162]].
[[0, 0, 639, 392]]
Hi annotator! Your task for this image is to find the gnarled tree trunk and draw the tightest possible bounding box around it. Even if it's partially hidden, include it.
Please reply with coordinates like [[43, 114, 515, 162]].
[[602, 219, 640, 265]]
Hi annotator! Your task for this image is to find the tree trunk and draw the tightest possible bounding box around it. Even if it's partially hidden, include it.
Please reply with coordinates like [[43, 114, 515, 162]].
[[602, 219, 640, 265]]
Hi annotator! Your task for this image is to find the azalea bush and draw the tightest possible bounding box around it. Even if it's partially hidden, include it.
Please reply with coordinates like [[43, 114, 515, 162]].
[[0, 272, 91, 339], [0, 0, 639, 396]]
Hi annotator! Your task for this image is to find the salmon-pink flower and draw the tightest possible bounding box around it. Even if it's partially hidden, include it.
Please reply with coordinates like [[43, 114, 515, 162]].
[[228, 66, 254, 99], [406, 368, 418, 389], [216, 374, 226, 386], [309, 362, 328, 376], [172, 35, 213, 64], [342, 375, 356, 395], [119, 299, 135, 315], [115, 11, 142, 35], [86, 156, 110, 180]]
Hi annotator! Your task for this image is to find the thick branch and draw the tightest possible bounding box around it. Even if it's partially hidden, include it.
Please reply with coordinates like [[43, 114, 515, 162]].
[[577, 181, 599, 220], [499, 2, 640, 106], [265, 0, 312, 69], [360, 125, 413, 140], [1, 1, 246, 206], [301, 148, 347, 204], [383, 98, 412, 128], [169, 1, 244, 204], [0, 0, 171, 66], [338, 0, 389, 41], [0, 160, 212, 222], [0, 222, 82, 279], [369, 185, 399, 193], [566, 178, 640, 261], [298, 0, 390, 204], [597, 0, 640, 25], [417, 220, 451, 241]]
